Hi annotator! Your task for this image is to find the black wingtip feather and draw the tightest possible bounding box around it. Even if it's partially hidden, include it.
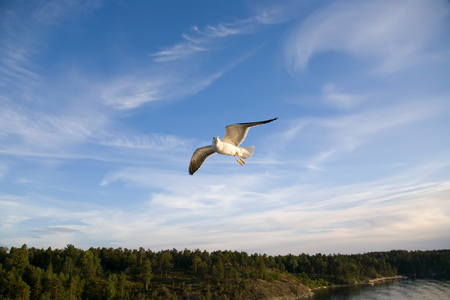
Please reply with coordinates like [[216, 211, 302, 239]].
[[236, 117, 278, 126]]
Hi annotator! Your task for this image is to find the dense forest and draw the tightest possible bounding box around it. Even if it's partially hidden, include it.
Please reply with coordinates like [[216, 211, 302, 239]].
[[1, 245, 449, 299]]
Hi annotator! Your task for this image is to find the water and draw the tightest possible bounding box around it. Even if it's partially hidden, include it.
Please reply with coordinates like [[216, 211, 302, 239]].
[[311, 279, 450, 300]]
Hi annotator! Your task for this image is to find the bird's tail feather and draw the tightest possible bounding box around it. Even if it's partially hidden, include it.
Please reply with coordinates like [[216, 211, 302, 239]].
[[240, 146, 255, 159]]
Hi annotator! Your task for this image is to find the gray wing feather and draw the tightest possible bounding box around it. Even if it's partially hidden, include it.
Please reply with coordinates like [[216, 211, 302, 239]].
[[189, 146, 216, 175], [222, 118, 278, 146]]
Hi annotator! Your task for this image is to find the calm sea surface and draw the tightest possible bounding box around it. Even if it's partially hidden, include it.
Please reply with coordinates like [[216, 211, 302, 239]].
[[311, 279, 450, 300]]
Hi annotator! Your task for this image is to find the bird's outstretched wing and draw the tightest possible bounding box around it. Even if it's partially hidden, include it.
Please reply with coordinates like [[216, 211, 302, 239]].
[[222, 117, 278, 146], [189, 146, 216, 175]]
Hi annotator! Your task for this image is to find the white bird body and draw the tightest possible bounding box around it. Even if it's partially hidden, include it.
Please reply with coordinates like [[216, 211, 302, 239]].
[[188, 118, 277, 175], [212, 137, 254, 159]]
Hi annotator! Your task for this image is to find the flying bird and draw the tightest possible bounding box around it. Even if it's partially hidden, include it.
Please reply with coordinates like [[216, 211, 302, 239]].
[[189, 118, 277, 175]]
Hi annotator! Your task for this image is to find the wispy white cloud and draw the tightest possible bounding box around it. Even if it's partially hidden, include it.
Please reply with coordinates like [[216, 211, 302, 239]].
[[150, 42, 208, 63], [0, 192, 102, 247], [111, 14, 269, 110], [320, 102, 438, 149], [5, 155, 447, 251], [31, 0, 102, 25], [101, 77, 166, 109], [0, 0, 102, 89], [150, 24, 243, 63], [0, 46, 40, 86], [0, 96, 197, 165], [102, 71, 223, 110], [0, 20, 39, 88], [251, 3, 298, 25], [102, 2, 306, 110], [0, 102, 106, 152], [151, 22, 250, 63], [0, 164, 8, 180], [32, 225, 86, 235], [150, 4, 290, 63], [284, 0, 450, 73], [277, 100, 445, 171], [321, 83, 365, 109], [2, 161, 449, 253], [101, 133, 191, 152], [202, 165, 450, 253]]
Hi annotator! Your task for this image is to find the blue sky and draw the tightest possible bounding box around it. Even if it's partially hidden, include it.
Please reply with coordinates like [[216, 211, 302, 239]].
[[1, 0, 449, 255]]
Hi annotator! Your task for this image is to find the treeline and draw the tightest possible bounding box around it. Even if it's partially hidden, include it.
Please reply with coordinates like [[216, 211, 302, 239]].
[[379, 249, 450, 277], [0, 245, 449, 299], [284, 249, 450, 287]]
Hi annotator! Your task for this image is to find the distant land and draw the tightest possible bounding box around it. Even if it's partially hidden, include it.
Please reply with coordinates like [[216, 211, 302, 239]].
[[1, 245, 448, 299]]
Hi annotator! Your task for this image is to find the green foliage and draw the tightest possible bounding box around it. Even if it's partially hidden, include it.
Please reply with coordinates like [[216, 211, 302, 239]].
[[141, 258, 153, 291], [0, 244, 448, 299]]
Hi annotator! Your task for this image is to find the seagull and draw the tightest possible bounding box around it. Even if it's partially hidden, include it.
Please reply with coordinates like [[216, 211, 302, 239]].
[[189, 118, 277, 175]]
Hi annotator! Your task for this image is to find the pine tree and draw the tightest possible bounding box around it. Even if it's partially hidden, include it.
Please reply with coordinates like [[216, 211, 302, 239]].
[[106, 273, 118, 298], [118, 272, 127, 299], [142, 259, 153, 291]]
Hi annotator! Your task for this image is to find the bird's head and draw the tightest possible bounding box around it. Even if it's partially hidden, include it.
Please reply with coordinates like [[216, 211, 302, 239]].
[[212, 136, 220, 145]]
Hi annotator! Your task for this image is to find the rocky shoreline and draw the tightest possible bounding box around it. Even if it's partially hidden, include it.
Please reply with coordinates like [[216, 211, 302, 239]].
[[268, 276, 403, 299], [311, 275, 403, 292]]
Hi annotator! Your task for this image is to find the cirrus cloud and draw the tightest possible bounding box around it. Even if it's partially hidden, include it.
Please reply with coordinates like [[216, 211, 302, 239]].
[[284, 0, 450, 73]]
